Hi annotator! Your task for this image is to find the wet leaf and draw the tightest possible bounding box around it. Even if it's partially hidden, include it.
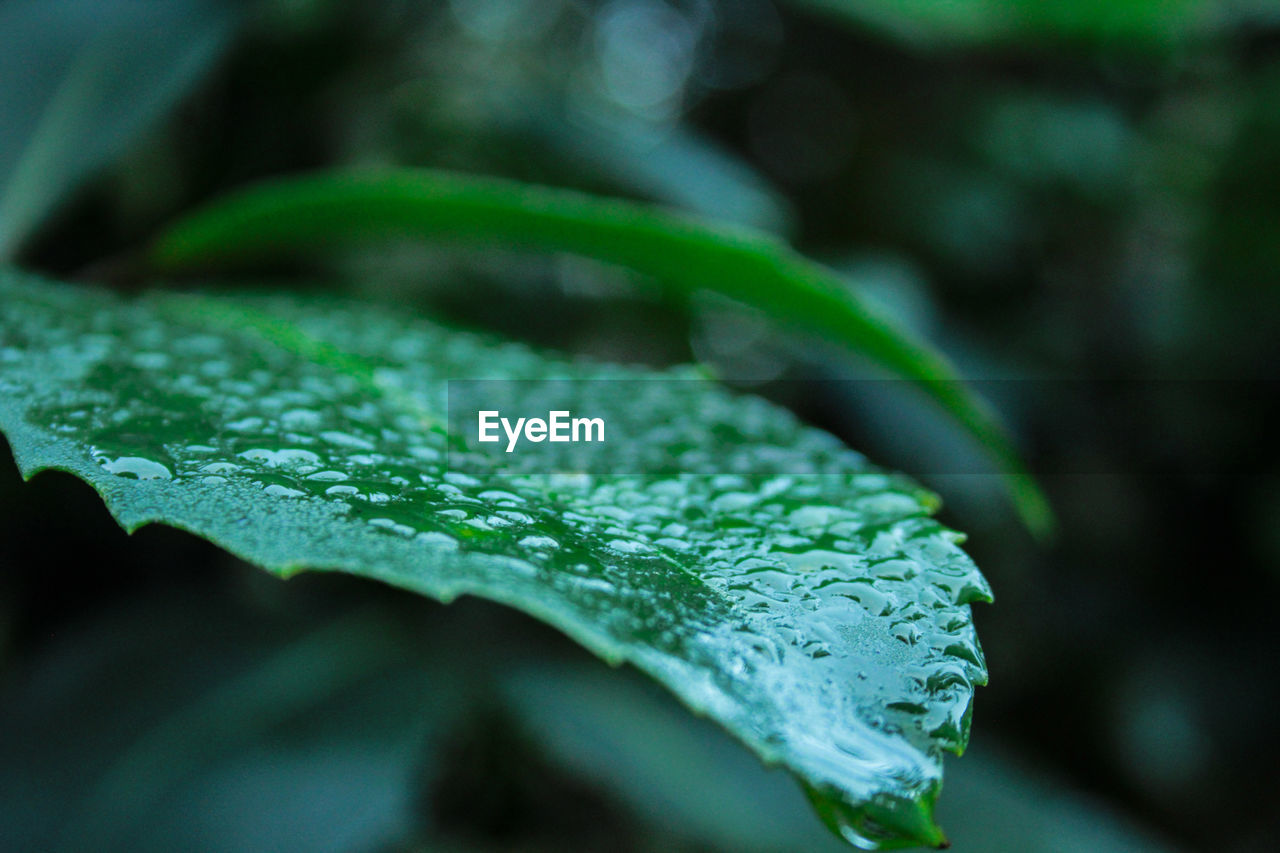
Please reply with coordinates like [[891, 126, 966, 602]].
[[0, 269, 991, 849]]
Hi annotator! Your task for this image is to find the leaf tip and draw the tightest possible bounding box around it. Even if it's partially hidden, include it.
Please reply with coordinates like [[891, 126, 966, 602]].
[[804, 782, 948, 851]]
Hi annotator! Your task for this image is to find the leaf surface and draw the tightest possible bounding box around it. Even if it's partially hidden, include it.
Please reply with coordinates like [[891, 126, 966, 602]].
[[0, 269, 991, 849]]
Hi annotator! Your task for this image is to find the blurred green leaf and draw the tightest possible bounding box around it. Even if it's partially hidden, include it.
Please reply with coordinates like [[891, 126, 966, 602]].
[[503, 660, 1178, 853], [1, 268, 994, 849], [0, 593, 438, 853], [0, 0, 240, 259], [501, 663, 854, 852], [784, 0, 1212, 49], [148, 167, 1052, 535], [0, 584, 1176, 853], [52, 609, 410, 853], [481, 96, 795, 233]]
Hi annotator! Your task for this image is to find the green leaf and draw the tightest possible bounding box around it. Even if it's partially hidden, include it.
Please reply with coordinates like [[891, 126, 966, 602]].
[[0, 0, 239, 259], [146, 167, 1052, 537], [0, 268, 992, 849], [781, 0, 1211, 50]]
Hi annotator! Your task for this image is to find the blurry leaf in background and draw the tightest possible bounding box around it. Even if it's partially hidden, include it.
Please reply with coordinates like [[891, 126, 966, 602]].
[[501, 661, 859, 853], [344, 0, 792, 232], [0, 590, 438, 853], [487, 101, 795, 234], [148, 167, 1053, 535], [0, 0, 241, 259], [783, 0, 1214, 49], [0, 577, 1178, 853], [370, 82, 794, 233], [504, 657, 1180, 853]]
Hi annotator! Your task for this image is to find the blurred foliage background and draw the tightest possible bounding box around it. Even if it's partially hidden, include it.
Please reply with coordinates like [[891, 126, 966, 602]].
[[2, 0, 1278, 849]]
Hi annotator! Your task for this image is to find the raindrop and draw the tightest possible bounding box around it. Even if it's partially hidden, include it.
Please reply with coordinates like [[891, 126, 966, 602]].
[[102, 456, 172, 481], [238, 448, 321, 467], [320, 430, 375, 450]]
